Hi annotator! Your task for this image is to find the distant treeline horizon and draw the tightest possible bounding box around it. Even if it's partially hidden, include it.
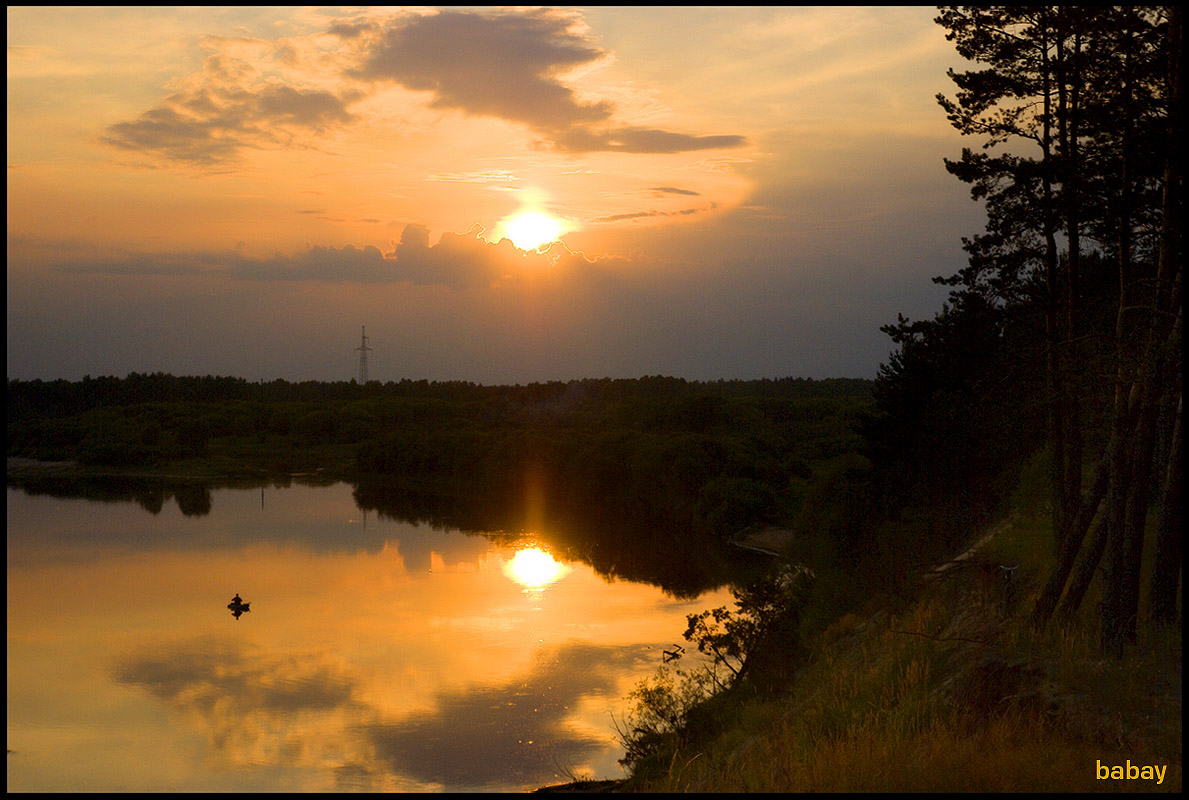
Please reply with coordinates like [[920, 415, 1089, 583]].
[[7, 371, 875, 539], [6, 371, 874, 404]]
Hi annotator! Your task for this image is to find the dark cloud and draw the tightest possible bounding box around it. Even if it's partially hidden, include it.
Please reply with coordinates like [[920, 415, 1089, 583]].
[[103, 84, 357, 165], [591, 207, 705, 223], [326, 18, 380, 40], [388, 223, 535, 288], [103, 106, 245, 167], [251, 83, 355, 128], [102, 49, 359, 166], [338, 8, 746, 154], [553, 125, 747, 154], [340, 10, 746, 153], [232, 244, 392, 282], [349, 9, 612, 131], [54, 244, 392, 283], [51, 226, 561, 289], [651, 186, 701, 196], [593, 210, 665, 223], [56, 248, 238, 276]]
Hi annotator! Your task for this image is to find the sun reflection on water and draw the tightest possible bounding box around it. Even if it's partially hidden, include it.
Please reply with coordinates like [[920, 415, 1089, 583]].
[[503, 546, 570, 589]]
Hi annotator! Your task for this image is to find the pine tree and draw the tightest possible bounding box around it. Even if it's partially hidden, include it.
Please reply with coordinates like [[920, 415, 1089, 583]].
[[934, 7, 1181, 651]]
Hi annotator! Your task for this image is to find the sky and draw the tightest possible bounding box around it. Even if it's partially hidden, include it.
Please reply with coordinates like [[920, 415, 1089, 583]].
[[7, 6, 985, 385]]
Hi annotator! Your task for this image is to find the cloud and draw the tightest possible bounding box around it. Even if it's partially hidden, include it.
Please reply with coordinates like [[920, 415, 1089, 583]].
[[49, 225, 564, 289], [347, 9, 613, 131], [114, 637, 359, 716], [232, 243, 394, 282], [101, 38, 360, 166], [552, 126, 747, 154], [427, 169, 521, 184], [111, 637, 387, 788], [111, 634, 646, 790], [100, 9, 748, 166], [103, 83, 357, 165], [650, 186, 701, 197], [387, 223, 564, 288], [103, 106, 246, 167], [342, 9, 748, 155], [590, 207, 704, 223]]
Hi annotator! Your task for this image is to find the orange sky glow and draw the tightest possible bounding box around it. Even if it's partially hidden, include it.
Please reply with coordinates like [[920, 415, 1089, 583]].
[[7, 6, 983, 383]]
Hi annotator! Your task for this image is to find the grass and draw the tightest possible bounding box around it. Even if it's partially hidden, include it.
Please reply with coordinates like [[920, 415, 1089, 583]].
[[623, 459, 1182, 792]]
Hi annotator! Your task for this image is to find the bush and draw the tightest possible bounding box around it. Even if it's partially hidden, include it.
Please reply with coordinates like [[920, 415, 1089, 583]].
[[619, 565, 813, 774], [616, 666, 714, 772]]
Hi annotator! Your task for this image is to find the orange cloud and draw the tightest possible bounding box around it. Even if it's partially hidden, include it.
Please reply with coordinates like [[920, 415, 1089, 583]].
[[102, 38, 360, 166], [101, 8, 747, 167]]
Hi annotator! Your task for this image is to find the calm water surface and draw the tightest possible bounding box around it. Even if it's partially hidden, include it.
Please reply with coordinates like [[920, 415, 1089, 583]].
[[6, 481, 735, 792]]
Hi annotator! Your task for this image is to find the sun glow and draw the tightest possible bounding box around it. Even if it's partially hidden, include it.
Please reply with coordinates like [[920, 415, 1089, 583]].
[[503, 546, 570, 589], [497, 209, 569, 251]]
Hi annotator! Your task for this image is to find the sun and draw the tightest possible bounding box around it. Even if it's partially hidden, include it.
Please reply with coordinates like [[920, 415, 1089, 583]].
[[498, 209, 568, 251]]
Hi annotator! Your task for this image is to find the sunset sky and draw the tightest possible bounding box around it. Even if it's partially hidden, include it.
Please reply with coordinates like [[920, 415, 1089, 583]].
[[7, 6, 984, 384]]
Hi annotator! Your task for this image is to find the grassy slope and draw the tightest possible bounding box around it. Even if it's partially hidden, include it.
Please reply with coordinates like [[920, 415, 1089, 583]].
[[623, 459, 1182, 792]]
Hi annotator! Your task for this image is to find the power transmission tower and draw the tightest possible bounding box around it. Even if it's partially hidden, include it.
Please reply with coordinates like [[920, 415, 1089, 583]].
[[355, 326, 373, 384]]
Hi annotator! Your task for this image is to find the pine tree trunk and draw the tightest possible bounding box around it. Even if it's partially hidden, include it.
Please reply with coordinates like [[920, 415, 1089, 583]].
[[1143, 5, 1183, 629], [1149, 395, 1182, 623], [1112, 386, 1160, 650], [1058, 14, 1085, 563], [1039, 25, 1070, 557], [1056, 512, 1109, 623], [1031, 449, 1110, 628]]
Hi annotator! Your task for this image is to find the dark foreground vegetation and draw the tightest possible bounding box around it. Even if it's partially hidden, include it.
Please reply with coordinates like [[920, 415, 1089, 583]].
[[7, 6, 1181, 792]]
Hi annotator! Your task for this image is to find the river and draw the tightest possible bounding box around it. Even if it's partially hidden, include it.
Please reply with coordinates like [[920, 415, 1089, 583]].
[[6, 478, 752, 792]]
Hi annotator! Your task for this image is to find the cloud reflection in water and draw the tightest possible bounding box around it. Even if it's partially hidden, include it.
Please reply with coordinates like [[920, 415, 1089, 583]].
[[113, 637, 643, 790]]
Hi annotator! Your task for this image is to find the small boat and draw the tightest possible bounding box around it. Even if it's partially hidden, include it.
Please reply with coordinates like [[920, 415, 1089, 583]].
[[228, 594, 251, 618]]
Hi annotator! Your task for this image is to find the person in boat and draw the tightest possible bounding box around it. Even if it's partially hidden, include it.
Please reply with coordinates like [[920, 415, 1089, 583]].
[[231, 593, 243, 606]]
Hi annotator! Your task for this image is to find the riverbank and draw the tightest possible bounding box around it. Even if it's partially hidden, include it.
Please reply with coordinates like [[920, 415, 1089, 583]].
[[731, 526, 795, 557], [5, 456, 342, 484], [7, 457, 80, 476], [617, 505, 1182, 792]]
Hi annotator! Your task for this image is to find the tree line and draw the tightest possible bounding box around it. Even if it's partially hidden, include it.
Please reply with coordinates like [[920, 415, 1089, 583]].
[[7, 373, 873, 540], [866, 6, 1180, 656]]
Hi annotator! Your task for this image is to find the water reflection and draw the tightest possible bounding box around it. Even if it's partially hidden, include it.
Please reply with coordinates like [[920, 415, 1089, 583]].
[[351, 476, 761, 598], [364, 643, 645, 789], [504, 546, 570, 589], [11, 473, 228, 517], [8, 474, 765, 597], [6, 482, 747, 792]]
